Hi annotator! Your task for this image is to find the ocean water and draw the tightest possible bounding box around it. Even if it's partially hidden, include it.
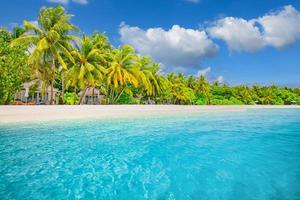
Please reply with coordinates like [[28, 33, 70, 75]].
[[0, 109, 300, 200]]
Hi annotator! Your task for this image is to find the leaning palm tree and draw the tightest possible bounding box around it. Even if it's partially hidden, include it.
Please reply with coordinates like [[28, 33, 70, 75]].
[[106, 45, 140, 103], [11, 6, 77, 104], [67, 35, 107, 104]]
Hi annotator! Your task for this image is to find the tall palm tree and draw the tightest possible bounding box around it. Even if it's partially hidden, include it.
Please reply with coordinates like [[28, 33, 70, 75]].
[[135, 57, 170, 103], [135, 56, 153, 97], [106, 45, 140, 103], [11, 6, 77, 104], [195, 75, 211, 104], [67, 35, 107, 104]]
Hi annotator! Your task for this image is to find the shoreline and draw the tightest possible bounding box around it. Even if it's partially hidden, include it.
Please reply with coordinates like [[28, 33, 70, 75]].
[[0, 105, 299, 123]]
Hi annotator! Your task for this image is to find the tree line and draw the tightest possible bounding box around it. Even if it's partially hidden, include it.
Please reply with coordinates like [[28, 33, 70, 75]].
[[0, 6, 299, 105]]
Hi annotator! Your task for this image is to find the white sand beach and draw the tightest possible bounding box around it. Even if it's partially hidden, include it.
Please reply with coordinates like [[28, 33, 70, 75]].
[[0, 105, 299, 123]]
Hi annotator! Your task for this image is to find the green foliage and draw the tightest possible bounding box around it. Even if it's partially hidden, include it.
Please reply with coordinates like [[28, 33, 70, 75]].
[[0, 29, 30, 104], [117, 91, 134, 104], [64, 92, 79, 105], [195, 95, 207, 105], [296, 96, 300, 105]]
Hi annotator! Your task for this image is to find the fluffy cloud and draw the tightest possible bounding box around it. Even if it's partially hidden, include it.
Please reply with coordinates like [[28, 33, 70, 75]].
[[208, 5, 300, 52], [208, 17, 265, 52], [47, 0, 88, 5], [258, 5, 300, 48], [119, 23, 218, 70]]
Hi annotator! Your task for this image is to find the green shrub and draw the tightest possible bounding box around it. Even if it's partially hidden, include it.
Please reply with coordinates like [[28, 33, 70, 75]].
[[64, 92, 79, 105]]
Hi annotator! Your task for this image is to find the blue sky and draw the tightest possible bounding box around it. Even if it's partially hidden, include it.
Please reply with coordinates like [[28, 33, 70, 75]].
[[1, 0, 300, 86]]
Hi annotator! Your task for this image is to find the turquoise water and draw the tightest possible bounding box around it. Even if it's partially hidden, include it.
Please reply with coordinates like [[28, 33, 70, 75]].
[[0, 109, 300, 200]]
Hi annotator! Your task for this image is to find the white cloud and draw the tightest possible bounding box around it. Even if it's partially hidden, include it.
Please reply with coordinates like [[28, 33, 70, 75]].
[[207, 5, 300, 52], [258, 5, 300, 48], [195, 67, 224, 84], [47, 0, 88, 5], [208, 17, 265, 52], [119, 23, 218, 71], [196, 67, 211, 77]]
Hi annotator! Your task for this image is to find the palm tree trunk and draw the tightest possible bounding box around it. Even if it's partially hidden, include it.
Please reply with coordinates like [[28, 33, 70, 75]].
[[50, 80, 54, 105], [109, 88, 114, 104], [61, 71, 65, 104], [79, 87, 88, 105], [50, 59, 55, 105], [114, 87, 125, 103]]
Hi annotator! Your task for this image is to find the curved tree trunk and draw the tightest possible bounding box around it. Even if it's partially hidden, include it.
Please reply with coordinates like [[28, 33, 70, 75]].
[[50, 80, 54, 105], [61, 71, 65, 104], [79, 87, 88, 105], [114, 87, 125, 103]]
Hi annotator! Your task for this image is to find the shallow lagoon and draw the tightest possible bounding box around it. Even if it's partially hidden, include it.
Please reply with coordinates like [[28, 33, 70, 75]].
[[1, 109, 300, 199]]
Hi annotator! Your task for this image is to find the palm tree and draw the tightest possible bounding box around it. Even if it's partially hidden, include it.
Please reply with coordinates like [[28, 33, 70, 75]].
[[166, 73, 195, 104], [170, 82, 195, 104], [136, 57, 170, 103], [67, 35, 107, 104], [195, 75, 211, 104], [11, 6, 77, 104], [135, 56, 153, 97], [149, 64, 169, 98], [187, 75, 196, 90], [106, 45, 140, 103]]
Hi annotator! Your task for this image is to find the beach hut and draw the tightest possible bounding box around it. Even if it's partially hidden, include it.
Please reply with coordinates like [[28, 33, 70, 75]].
[[14, 80, 60, 105], [78, 87, 103, 104]]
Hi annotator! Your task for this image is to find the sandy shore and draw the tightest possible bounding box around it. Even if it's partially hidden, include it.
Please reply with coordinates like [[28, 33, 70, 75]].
[[0, 105, 299, 123]]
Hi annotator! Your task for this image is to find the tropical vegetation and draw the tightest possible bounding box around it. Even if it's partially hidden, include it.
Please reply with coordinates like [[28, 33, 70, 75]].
[[0, 6, 299, 105]]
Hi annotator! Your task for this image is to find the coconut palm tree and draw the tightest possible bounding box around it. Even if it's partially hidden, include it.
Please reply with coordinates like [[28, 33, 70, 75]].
[[195, 75, 211, 104], [11, 6, 77, 104], [149, 64, 169, 97], [135, 56, 153, 96], [167, 73, 195, 104], [106, 45, 140, 103], [170, 82, 195, 104], [135, 57, 170, 103], [67, 35, 107, 104]]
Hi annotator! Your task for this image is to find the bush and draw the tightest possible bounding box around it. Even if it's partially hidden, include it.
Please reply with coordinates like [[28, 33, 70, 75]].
[[195, 95, 207, 105], [64, 92, 79, 105]]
